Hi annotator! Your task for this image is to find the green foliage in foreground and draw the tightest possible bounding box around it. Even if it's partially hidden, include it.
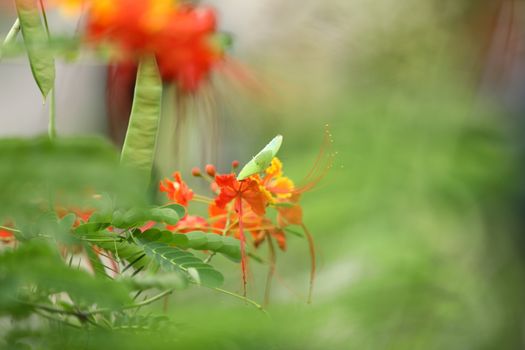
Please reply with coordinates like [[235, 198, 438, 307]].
[[0, 137, 252, 350]]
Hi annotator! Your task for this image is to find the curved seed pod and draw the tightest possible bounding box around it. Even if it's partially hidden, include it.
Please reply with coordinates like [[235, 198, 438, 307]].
[[15, 0, 55, 99], [120, 56, 163, 184]]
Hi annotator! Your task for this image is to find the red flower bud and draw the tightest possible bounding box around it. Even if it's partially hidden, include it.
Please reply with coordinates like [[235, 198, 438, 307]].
[[232, 160, 240, 169], [191, 167, 201, 177], [205, 164, 216, 177]]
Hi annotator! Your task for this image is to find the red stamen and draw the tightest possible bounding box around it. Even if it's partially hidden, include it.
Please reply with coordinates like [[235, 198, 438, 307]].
[[301, 223, 316, 304]]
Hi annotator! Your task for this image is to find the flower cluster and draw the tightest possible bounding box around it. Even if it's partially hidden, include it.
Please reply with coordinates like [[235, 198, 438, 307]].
[[55, 0, 224, 92], [157, 158, 310, 296], [159, 158, 306, 252]]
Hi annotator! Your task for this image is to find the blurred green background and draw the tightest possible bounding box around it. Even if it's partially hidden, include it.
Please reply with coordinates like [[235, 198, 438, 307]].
[[168, 1, 525, 348]]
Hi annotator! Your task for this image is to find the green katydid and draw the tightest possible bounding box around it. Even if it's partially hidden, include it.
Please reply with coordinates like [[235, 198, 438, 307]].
[[237, 135, 283, 180]]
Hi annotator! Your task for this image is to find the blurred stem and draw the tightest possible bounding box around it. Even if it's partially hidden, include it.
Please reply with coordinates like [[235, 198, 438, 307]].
[[263, 234, 276, 307], [301, 223, 316, 304], [212, 287, 268, 315], [203, 251, 216, 264], [20, 289, 175, 319], [0, 225, 20, 232], [38, 0, 56, 140], [48, 87, 56, 140], [0, 18, 20, 59], [35, 309, 81, 329]]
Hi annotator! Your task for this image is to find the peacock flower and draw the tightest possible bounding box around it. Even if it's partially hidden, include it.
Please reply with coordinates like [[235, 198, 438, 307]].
[[159, 171, 194, 206], [262, 158, 295, 199], [154, 5, 222, 92], [214, 174, 270, 216], [81, 0, 223, 92], [166, 215, 209, 234]]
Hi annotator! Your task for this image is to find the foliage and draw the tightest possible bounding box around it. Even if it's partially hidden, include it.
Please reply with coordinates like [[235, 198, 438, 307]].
[[0, 0, 320, 347]]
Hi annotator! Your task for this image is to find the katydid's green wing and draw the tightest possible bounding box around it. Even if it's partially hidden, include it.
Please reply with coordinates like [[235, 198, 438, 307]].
[[237, 135, 283, 180]]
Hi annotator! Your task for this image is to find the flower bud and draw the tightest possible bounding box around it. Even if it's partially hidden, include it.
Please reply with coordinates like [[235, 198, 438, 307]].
[[205, 164, 216, 177], [232, 160, 240, 169], [191, 167, 201, 177]]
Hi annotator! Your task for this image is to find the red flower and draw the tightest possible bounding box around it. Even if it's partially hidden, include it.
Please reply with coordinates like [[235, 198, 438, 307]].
[[0, 225, 14, 242], [155, 5, 222, 92], [159, 171, 194, 206], [277, 194, 303, 227], [166, 215, 208, 234], [56, 207, 94, 227], [85, 1, 223, 92], [214, 174, 269, 216]]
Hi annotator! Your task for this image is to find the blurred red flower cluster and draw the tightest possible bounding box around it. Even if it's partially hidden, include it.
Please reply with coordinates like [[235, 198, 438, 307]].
[[82, 0, 223, 92]]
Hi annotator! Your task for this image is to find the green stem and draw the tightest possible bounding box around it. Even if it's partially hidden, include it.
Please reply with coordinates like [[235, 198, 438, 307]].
[[0, 225, 20, 233], [79, 237, 121, 243], [119, 289, 173, 311], [48, 87, 56, 139], [34, 309, 81, 329], [38, 0, 56, 139], [1, 18, 20, 56], [0, 17, 21, 62], [203, 252, 216, 264], [212, 287, 268, 315], [19, 289, 175, 319]]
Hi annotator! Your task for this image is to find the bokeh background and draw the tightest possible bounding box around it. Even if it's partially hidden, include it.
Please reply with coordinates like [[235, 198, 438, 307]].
[[2, 0, 525, 348]]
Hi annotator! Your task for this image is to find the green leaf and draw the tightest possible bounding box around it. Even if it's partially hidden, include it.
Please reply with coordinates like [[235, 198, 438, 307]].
[[15, 0, 55, 98], [149, 207, 181, 225], [132, 234, 224, 288], [74, 222, 111, 235], [216, 236, 242, 262], [111, 206, 182, 229], [161, 203, 186, 220], [84, 243, 109, 277], [138, 229, 241, 262], [120, 56, 163, 182], [182, 231, 208, 249], [96, 236, 150, 272], [58, 213, 77, 231], [121, 272, 187, 291]]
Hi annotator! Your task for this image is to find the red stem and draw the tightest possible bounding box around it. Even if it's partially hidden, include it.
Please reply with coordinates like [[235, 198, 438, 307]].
[[237, 198, 248, 297], [301, 223, 316, 304]]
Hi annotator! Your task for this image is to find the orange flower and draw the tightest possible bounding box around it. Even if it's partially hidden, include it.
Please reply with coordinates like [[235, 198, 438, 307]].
[[84, 0, 223, 92], [166, 215, 208, 234], [262, 158, 295, 198], [56, 207, 94, 227], [214, 174, 269, 216], [155, 5, 222, 92], [0, 223, 14, 242], [277, 201, 303, 227], [159, 171, 194, 206], [208, 201, 286, 251]]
